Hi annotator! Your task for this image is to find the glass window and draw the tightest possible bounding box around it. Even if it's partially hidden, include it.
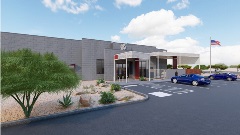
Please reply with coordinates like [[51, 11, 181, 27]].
[[139, 61, 147, 77], [96, 59, 104, 74], [141, 61, 146, 68]]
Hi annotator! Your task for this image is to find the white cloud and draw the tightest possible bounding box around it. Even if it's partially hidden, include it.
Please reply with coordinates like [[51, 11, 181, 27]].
[[167, 0, 190, 10], [136, 36, 240, 65], [111, 35, 121, 42], [95, 5, 104, 11], [167, 0, 177, 3], [42, 0, 99, 14], [199, 45, 240, 66], [121, 9, 201, 38], [115, 0, 142, 8], [173, 0, 190, 10], [121, 9, 240, 65]]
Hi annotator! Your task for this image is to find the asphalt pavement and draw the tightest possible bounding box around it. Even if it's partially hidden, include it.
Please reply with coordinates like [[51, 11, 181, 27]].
[[2, 80, 240, 135]]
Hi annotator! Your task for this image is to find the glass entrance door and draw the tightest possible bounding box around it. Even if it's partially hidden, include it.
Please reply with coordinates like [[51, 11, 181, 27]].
[[139, 61, 146, 77], [116, 63, 126, 79], [116, 61, 133, 80]]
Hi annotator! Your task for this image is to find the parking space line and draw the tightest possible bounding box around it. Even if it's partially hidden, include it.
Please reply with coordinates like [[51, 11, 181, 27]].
[[148, 92, 172, 97], [124, 85, 138, 88]]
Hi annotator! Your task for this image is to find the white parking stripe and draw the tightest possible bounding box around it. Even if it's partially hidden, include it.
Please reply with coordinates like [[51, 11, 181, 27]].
[[124, 85, 138, 88], [149, 92, 172, 97]]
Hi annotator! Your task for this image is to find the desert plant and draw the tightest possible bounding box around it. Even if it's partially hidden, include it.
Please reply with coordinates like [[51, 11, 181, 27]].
[[58, 92, 74, 108], [139, 76, 146, 81], [82, 85, 89, 89], [89, 84, 95, 91], [1, 49, 80, 118], [99, 92, 116, 104], [97, 78, 105, 85], [111, 83, 121, 91], [118, 95, 134, 101]]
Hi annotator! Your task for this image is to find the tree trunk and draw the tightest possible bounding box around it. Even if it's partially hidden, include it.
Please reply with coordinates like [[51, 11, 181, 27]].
[[11, 91, 42, 118]]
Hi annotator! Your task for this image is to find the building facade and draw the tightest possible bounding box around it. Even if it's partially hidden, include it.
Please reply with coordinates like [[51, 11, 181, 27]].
[[1, 32, 171, 81]]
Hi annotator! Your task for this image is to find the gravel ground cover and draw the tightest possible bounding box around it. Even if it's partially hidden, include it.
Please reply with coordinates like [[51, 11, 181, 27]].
[[1, 81, 144, 122]]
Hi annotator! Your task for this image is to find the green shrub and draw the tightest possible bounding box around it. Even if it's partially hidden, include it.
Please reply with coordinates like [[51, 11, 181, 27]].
[[111, 83, 121, 91], [99, 92, 116, 104], [58, 92, 74, 108], [139, 76, 146, 81], [97, 78, 105, 85]]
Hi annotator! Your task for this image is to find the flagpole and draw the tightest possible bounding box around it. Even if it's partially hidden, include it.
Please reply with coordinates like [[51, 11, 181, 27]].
[[210, 37, 212, 74]]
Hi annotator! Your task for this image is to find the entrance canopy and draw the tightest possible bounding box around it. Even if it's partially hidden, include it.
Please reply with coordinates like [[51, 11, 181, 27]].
[[116, 51, 150, 60], [115, 51, 200, 65], [114, 51, 200, 83], [150, 52, 200, 65]]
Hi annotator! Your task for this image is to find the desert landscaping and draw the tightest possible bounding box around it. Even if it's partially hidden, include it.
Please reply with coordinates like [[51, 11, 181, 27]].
[[1, 80, 144, 123]]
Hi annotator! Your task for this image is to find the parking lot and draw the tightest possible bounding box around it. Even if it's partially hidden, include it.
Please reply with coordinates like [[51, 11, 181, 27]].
[[123, 80, 240, 98], [2, 80, 240, 135]]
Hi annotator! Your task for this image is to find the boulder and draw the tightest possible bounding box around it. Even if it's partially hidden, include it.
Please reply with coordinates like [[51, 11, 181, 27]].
[[79, 95, 91, 107]]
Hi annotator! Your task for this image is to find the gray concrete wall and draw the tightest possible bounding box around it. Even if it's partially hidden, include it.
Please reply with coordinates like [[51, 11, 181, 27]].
[[1, 32, 168, 81], [1, 32, 82, 76], [81, 38, 112, 80], [104, 49, 126, 81], [112, 42, 165, 53]]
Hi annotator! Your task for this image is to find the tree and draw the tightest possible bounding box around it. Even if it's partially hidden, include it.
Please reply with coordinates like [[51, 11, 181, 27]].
[[229, 65, 238, 68], [193, 65, 209, 70], [178, 65, 191, 69], [237, 64, 240, 68], [211, 63, 228, 70], [167, 64, 172, 69], [1, 49, 80, 118], [207, 63, 228, 70]]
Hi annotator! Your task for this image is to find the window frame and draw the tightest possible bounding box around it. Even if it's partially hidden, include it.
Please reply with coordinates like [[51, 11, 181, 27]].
[[96, 59, 104, 74]]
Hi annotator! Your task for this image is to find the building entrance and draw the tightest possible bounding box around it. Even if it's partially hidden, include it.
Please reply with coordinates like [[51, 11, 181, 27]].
[[139, 61, 147, 77], [116, 61, 133, 80]]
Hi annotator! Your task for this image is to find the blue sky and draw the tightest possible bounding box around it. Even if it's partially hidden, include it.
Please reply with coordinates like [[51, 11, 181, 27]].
[[2, 0, 240, 65]]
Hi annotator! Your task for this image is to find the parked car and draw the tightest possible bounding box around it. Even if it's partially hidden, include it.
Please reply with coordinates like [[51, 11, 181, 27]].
[[208, 73, 237, 81], [171, 74, 211, 86]]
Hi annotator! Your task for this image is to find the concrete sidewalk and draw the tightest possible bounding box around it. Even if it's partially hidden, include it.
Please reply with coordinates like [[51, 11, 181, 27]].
[[110, 79, 171, 85]]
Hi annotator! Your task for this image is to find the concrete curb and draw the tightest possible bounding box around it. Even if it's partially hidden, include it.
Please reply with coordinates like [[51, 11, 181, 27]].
[[1, 89, 149, 128]]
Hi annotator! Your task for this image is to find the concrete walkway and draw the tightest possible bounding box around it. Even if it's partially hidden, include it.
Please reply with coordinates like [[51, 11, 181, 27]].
[[110, 79, 171, 85]]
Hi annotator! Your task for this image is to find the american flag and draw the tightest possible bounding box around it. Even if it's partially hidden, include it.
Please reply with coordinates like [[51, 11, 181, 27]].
[[211, 40, 221, 46]]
